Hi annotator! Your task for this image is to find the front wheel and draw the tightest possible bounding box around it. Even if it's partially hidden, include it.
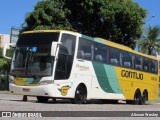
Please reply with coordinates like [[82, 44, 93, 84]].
[[126, 90, 142, 105], [71, 84, 87, 104], [133, 90, 142, 105]]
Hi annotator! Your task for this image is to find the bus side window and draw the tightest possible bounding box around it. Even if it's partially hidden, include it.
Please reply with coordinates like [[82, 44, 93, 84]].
[[143, 58, 149, 72], [77, 50, 84, 59], [55, 34, 76, 80], [77, 38, 94, 61], [130, 53, 135, 69], [121, 51, 132, 68], [109, 47, 120, 66], [135, 55, 142, 70], [149, 59, 156, 73], [155, 61, 158, 74], [94, 43, 107, 63]]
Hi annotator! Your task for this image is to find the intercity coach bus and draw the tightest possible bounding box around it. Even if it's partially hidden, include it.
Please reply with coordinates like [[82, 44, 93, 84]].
[[3, 30, 159, 104]]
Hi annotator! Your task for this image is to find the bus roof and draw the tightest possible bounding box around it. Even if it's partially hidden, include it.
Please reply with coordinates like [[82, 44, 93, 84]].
[[22, 30, 77, 36]]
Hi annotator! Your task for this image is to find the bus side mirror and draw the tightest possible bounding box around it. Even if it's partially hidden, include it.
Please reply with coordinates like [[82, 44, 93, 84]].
[[51, 42, 61, 56], [2, 43, 16, 60]]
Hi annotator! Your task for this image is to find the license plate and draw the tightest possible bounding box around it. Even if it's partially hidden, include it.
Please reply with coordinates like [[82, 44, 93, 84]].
[[23, 88, 30, 92]]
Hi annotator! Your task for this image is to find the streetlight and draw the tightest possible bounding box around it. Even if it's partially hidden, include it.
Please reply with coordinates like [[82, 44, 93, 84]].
[[146, 15, 155, 23], [136, 15, 156, 52]]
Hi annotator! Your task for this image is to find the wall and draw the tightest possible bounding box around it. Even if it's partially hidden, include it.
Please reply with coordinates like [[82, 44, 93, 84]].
[[0, 34, 10, 48]]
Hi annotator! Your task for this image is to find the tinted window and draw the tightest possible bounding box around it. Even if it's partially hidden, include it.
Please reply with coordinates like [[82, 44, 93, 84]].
[[109, 47, 120, 66], [94, 43, 108, 63], [77, 38, 94, 61], [143, 58, 149, 72], [149, 59, 157, 73], [135, 55, 142, 70], [17, 32, 59, 46], [55, 34, 76, 80], [155, 61, 158, 74], [121, 51, 132, 68]]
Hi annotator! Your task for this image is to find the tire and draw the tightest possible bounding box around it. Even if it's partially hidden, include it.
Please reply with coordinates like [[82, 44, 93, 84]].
[[133, 90, 142, 105], [126, 90, 142, 105], [37, 96, 49, 103], [142, 90, 148, 105], [71, 84, 87, 104]]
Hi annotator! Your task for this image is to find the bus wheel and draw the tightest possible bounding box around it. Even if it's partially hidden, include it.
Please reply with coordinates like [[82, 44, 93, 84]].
[[71, 84, 87, 104], [142, 90, 148, 105], [37, 96, 49, 103], [133, 90, 142, 105]]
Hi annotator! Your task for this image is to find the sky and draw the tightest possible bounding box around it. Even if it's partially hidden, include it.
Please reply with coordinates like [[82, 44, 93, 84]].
[[0, 0, 160, 35], [133, 0, 160, 28], [0, 0, 39, 34]]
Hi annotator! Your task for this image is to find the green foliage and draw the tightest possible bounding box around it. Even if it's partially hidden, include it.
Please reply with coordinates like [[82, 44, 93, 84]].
[[98, 0, 147, 48], [22, 0, 147, 49], [0, 48, 13, 70], [22, 0, 71, 31], [138, 26, 160, 55], [0, 48, 12, 85]]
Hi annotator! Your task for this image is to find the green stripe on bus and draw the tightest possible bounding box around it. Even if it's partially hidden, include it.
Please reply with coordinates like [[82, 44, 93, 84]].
[[93, 62, 114, 93], [104, 65, 123, 94], [81, 35, 94, 41], [25, 78, 41, 84], [93, 62, 123, 93]]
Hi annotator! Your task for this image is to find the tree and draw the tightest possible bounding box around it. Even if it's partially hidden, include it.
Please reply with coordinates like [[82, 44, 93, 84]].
[[22, 0, 71, 31], [139, 26, 160, 55], [0, 48, 12, 85], [22, 0, 147, 49]]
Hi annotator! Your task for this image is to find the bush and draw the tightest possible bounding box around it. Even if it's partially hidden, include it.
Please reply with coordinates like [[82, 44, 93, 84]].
[[0, 48, 12, 90]]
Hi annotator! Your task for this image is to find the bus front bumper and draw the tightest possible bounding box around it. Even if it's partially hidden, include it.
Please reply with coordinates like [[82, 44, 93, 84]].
[[9, 83, 58, 97]]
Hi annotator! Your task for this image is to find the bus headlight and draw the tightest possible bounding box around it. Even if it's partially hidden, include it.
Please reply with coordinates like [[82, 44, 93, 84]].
[[39, 80, 53, 85]]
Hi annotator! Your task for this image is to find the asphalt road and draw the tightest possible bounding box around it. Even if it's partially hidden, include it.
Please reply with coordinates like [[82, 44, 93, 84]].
[[0, 93, 159, 120]]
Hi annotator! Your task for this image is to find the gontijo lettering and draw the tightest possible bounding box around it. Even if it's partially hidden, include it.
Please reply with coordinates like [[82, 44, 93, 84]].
[[121, 70, 143, 80]]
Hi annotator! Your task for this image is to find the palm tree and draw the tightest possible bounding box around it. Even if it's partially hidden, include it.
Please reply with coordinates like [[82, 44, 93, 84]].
[[139, 25, 160, 55]]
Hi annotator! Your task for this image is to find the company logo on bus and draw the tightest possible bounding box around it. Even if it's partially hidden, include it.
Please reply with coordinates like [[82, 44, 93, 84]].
[[76, 64, 89, 71], [121, 70, 143, 80], [59, 85, 71, 96]]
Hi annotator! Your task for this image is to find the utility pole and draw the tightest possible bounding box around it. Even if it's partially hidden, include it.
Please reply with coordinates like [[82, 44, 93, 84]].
[[137, 15, 155, 52]]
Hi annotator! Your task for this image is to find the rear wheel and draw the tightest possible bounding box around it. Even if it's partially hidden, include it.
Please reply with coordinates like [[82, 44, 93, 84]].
[[37, 96, 49, 103], [142, 90, 148, 105], [71, 84, 87, 104]]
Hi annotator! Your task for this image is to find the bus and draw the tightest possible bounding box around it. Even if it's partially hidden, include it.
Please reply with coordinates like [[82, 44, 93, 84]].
[[3, 30, 159, 104]]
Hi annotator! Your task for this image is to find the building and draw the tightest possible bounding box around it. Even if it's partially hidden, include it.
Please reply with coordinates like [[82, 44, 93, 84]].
[[0, 34, 10, 48]]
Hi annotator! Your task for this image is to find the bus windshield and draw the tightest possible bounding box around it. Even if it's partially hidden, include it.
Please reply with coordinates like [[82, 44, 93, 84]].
[[10, 32, 59, 77]]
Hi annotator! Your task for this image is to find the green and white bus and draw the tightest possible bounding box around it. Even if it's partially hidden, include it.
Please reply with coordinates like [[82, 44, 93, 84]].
[[4, 30, 159, 104]]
